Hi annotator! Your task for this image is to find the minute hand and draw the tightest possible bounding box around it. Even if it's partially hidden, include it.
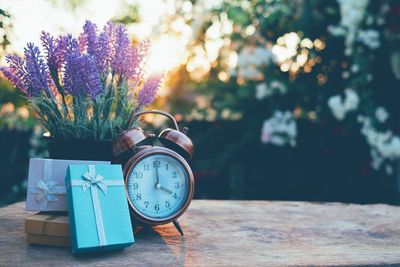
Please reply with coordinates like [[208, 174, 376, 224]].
[[155, 164, 160, 184]]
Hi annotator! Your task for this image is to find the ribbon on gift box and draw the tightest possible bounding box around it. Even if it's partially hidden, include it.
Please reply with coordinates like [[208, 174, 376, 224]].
[[41, 213, 65, 235], [70, 165, 125, 246], [27, 159, 66, 208]]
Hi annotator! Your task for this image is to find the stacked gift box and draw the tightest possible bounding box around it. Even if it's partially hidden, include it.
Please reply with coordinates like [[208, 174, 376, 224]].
[[25, 158, 135, 254]]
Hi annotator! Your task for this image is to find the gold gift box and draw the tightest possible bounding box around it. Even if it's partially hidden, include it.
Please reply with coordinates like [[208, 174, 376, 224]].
[[25, 212, 70, 247]]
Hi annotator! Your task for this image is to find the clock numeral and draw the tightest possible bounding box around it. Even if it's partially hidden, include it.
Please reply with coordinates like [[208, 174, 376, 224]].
[[155, 204, 160, 211], [165, 201, 170, 208], [173, 193, 178, 199], [136, 193, 142, 201], [153, 160, 161, 168], [133, 172, 143, 179], [175, 182, 180, 189], [166, 164, 169, 171], [172, 171, 177, 178], [144, 201, 149, 208], [143, 164, 150, 171], [133, 183, 138, 190]]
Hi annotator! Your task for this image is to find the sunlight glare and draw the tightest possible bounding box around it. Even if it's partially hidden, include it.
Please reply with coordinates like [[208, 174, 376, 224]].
[[146, 35, 188, 73]]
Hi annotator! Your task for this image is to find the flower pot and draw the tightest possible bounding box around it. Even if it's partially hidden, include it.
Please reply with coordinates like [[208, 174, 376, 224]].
[[45, 137, 113, 161]]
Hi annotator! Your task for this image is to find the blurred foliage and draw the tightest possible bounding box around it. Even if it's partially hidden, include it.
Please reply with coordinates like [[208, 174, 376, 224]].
[[0, 7, 29, 123], [112, 4, 140, 25], [0, 78, 25, 106], [46, 0, 86, 10], [149, 0, 400, 201], [0, 8, 11, 57], [1, 0, 400, 204]]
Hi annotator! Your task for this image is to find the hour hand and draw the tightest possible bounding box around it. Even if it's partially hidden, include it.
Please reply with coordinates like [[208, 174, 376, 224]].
[[160, 186, 173, 194]]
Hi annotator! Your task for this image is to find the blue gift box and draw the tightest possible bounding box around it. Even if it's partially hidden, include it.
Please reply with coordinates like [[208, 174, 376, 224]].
[[65, 164, 134, 254]]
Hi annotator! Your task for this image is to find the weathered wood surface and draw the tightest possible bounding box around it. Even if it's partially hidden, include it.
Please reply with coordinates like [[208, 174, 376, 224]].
[[1, 200, 400, 266]]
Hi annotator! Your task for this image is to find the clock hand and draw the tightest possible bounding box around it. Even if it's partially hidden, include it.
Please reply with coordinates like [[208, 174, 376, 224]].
[[160, 186, 173, 194], [154, 163, 160, 189], [154, 161, 171, 193], [155, 164, 160, 184], [155, 183, 172, 194]]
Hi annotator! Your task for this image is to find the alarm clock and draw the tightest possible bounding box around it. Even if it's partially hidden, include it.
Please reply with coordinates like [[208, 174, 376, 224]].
[[113, 110, 194, 235]]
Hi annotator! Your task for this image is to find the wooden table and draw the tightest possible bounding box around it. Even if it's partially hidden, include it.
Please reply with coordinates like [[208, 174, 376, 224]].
[[1, 200, 400, 266]]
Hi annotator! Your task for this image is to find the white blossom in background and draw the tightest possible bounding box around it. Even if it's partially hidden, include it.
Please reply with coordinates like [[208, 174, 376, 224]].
[[261, 110, 297, 147], [358, 116, 400, 174], [328, 95, 345, 120], [337, 0, 369, 29], [327, 26, 346, 37], [328, 89, 359, 120], [390, 52, 400, 80], [328, 0, 369, 55], [350, 64, 360, 73], [237, 46, 274, 80], [255, 80, 287, 100], [255, 83, 270, 99], [357, 29, 380, 49], [375, 107, 389, 123], [270, 80, 287, 94]]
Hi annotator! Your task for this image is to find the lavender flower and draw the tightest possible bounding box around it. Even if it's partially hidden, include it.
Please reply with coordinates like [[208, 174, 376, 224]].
[[95, 31, 111, 74], [126, 40, 151, 80], [0, 66, 26, 94], [104, 21, 117, 58], [1, 54, 28, 94], [1, 20, 163, 140], [40, 32, 60, 85], [81, 20, 98, 56], [24, 43, 52, 97], [63, 53, 103, 99], [137, 72, 165, 106], [2, 43, 56, 98], [111, 24, 131, 77], [65, 34, 80, 56], [54, 35, 68, 69], [78, 33, 86, 53], [78, 21, 111, 75]]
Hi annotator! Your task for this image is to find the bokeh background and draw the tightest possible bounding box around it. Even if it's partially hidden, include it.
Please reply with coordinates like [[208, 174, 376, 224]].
[[1, 0, 400, 205]]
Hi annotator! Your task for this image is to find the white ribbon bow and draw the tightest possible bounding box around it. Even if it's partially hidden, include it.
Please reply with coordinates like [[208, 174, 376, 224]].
[[82, 167, 108, 195], [27, 159, 65, 208], [35, 179, 58, 203]]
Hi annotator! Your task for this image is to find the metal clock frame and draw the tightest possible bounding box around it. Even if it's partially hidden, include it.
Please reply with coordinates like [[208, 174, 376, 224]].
[[123, 146, 195, 226]]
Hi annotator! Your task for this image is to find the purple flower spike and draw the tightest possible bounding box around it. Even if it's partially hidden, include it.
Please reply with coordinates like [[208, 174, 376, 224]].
[[64, 53, 103, 99], [40, 32, 61, 84], [82, 20, 98, 56], [127, 40, 151, 80], [77, 21, 111, 75], [2, 54, 29, 95], [24, 43, 52, 97], [112, 24, 131, 77], [137, 72, 165, 106], [2, 20, 154, 102], [65, 34, 80, 56], [54, 35, 68, 69], [83, 56, 103, 99], [0, 66, 27, 94], [104, 21, 117, 46], [95, 31, 111, 74], [78, 33, 87, 53]]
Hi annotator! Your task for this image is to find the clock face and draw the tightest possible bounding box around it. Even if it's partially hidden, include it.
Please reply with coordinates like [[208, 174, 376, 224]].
[[126, 153, 189, 220]]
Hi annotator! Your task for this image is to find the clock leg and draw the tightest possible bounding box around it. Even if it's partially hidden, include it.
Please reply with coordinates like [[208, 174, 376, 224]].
[[173, 220, 184, 236], [133, 224, 144, 234]]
